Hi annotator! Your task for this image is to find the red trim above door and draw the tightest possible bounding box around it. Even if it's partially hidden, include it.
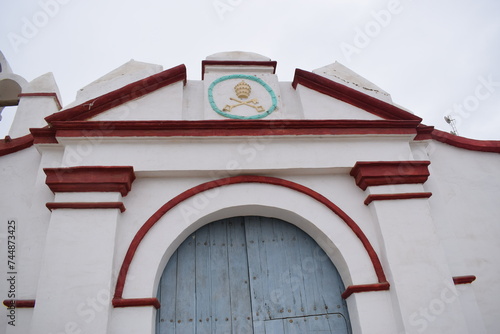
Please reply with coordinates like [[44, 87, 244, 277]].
[[112, 175, 389, 304]]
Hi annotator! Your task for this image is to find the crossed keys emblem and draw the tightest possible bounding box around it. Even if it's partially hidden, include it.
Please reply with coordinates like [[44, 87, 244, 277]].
[[222, 81, 265, 113]]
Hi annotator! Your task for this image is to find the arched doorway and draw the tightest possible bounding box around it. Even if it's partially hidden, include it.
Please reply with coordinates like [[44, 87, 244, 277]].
[[156, 216, 351, 333]]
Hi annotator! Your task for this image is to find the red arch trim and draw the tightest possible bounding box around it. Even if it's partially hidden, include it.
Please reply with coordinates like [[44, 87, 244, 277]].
[[113, 175, 388, 300]]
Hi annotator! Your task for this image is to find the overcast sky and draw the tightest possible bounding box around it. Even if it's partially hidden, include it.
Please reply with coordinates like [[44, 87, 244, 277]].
[[1, 0, 499, 139]]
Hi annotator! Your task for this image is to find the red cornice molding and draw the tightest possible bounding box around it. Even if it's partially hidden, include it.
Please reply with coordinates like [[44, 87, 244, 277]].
[[341, 282, 390, 299], [3, 299, 35, 308], [415, 126, 500, 153], [112, 297, 160, 309], [292, 69, 422, 122], [46, 202, 126, 212], [44, 64, 187, 123], [364, 192, 432, 205], [113, 175, 388, 301], [414, 124, 435, 140], [18, 92, 62, 110], [431, 129, 500, 153], [44, 166, 135, 196], [28, 120, 500, 154], [350, 161, 431, 190], [453, 275, 476, 285], [36, 119, 420, 140], [30, 127, 58, 144], [201, 60, 277, 79], [0, 134, 34, 157]]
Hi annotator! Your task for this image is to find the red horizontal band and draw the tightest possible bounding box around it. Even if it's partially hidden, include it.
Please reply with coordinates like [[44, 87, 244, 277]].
[[364, 192, 432, 205], [202, 60, 277, 79], [112, 297, 160, 309], [36, 119, 419, 140], [350, 161, 431, 190], [44, 166, 135, 196], [3, 299, 36, 308], [46, 202, 125, 212], [341, 282, 390, 299], [453, 275, 476, 285], [18, 92, 62, 110]]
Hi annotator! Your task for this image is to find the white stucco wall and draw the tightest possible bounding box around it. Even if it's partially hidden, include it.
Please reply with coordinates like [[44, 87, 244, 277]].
[[1, 53, 499, 334], [0, 147, 51, 333], [424, 141, 500, 333]]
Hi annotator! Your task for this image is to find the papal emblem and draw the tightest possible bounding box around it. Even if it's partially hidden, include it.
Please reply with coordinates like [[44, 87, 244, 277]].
[[208, 74, 277, 120]]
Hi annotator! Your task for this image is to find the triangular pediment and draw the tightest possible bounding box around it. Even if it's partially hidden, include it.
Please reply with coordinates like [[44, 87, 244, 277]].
[[292, 67, 421, 122], [294, 84, 386, 121], [2, 52, 497, 156], [44, 64, 186, 123], [44, 53, 421, 124], [66, 60, 164, 109], [313, 62, 392, 103]]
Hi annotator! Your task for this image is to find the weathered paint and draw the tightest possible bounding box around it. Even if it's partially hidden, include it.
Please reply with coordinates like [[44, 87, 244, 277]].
[[156, 216, 350, 334]]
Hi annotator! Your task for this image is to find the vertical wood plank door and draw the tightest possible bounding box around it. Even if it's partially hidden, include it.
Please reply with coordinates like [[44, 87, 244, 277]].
[[156, 216, 351, 334]]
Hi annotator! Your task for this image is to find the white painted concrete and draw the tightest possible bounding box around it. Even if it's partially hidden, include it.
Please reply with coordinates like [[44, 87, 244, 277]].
[[1, 52, 499, 334]]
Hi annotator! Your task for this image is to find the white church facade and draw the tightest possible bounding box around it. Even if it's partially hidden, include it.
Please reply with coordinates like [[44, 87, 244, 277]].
[[1, 51, 499, 334]]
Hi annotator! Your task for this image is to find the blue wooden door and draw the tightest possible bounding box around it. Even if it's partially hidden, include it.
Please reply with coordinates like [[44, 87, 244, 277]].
[[156, 216, 351, 334]]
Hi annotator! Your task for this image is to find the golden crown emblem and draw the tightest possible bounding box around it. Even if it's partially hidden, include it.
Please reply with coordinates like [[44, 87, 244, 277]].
[[234, 81, 251, 99]]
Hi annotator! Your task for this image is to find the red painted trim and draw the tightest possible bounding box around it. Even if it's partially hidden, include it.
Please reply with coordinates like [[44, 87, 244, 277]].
[[364, 192, 432, 205], [30, 127, 58, 144], [350, 161, 431, 190], [112, 297, 160, 309], [341, 282, 390, 299], [201, 60, 277, 79], [46, 202, 125, 212], [44, 119, 420, 138], [113, 175, 387, 300], [430, 129, 500, 153], [19, 92, 62, 110], [414, 124, 435, 140], [453, 275, 476, 285], [292, 69, 422, 122], [3, 299, 36, 308], [45, 64, 187, 122], [28, 121, 500, 154], [0, 134, 34, 156], [44, 166, 135, 196]]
